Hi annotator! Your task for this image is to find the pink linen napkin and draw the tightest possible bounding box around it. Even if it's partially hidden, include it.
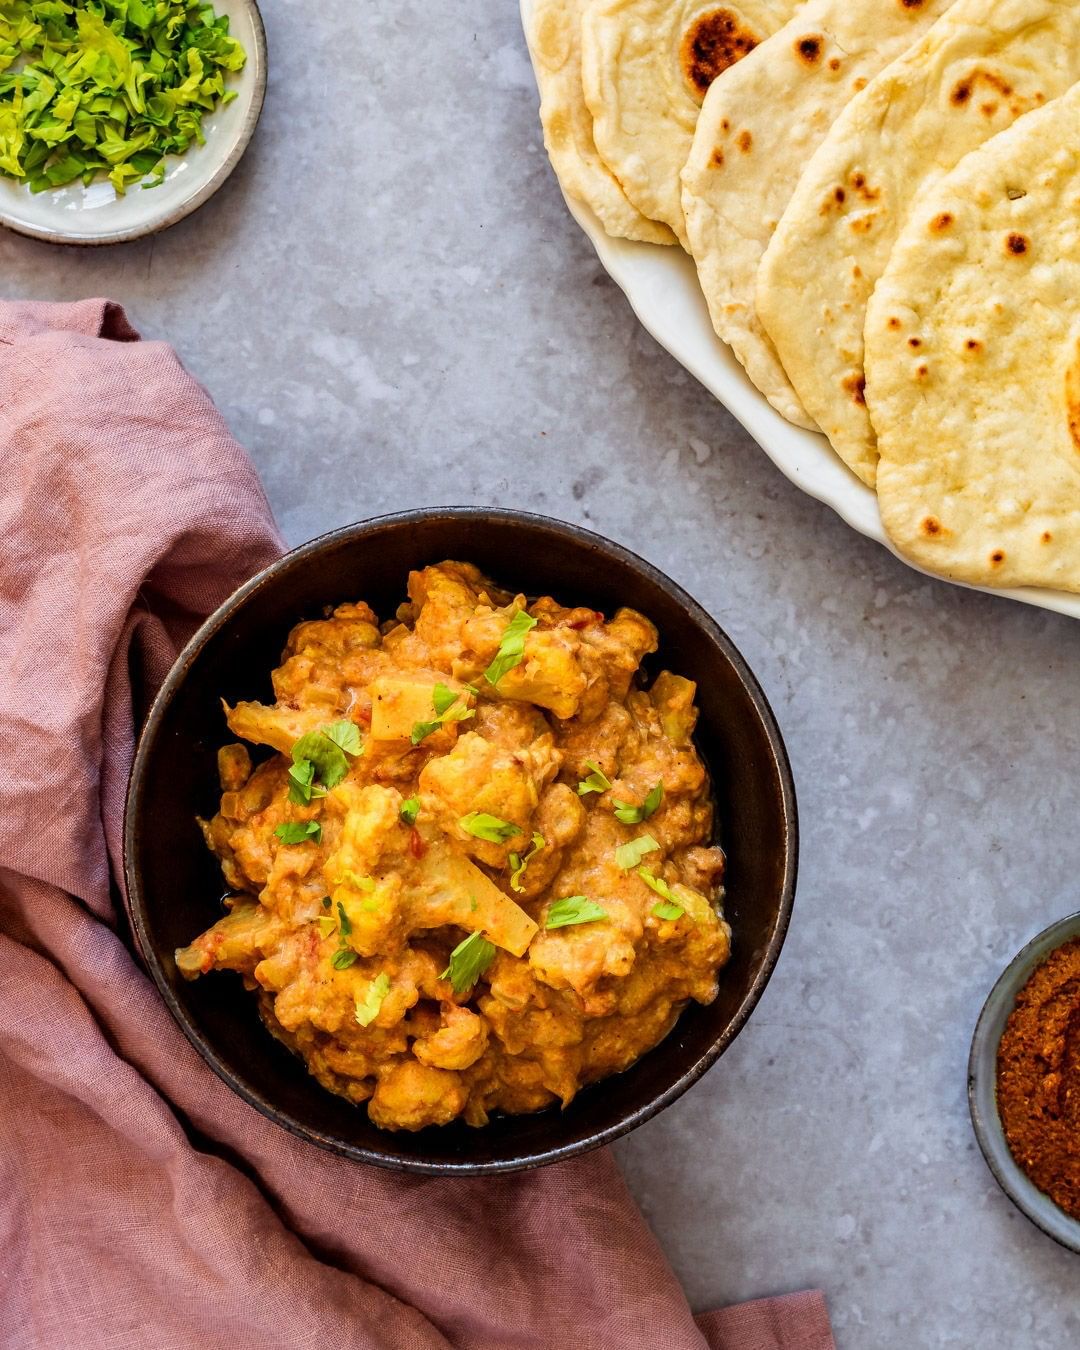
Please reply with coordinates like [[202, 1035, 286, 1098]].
[[0, 298, 835, 1350]]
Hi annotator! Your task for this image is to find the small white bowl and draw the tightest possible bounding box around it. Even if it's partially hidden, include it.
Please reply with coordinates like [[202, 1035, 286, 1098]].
[[969, 911, 1080, 1254], [0, 0, 266, 246]]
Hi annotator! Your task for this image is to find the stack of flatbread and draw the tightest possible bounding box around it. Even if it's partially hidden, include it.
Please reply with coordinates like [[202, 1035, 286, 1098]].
[[526, 0, 1080, 596]]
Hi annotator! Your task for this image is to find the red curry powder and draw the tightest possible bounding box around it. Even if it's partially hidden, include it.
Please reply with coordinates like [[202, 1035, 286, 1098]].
[[996, 937, 1080, 1219]]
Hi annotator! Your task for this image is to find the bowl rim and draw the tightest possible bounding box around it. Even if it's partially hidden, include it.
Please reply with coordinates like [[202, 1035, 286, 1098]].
[[0, 0, 267, 247], [123, 506, 799, 1173], [968, 909, 1080, 1254]]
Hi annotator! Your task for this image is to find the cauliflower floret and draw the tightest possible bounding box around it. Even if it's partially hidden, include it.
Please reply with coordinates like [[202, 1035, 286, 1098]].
[[367, 1060, 468, 1131], [419, 731, 560, 867]]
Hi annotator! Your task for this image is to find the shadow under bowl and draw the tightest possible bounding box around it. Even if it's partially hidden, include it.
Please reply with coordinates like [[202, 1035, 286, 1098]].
[[124, 508, 798, 1174], [969, 910, 1080, 1253]]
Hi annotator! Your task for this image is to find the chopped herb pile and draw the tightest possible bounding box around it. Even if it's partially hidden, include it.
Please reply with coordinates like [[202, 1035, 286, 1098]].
[[0, 0, 247, 195]]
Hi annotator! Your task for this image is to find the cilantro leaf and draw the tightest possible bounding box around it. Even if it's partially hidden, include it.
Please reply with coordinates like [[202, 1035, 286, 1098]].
[[440, 931, 497, 994], [577, 760, 612, 796], [355, 973, 391, 1027], [399, 794, 420, 826], [432, 683, 459, 717], [509, 832, 545, 893], [323, 719, 362, 755], [460, 812, 521, 844], [291, 731, 349, 791], [545, 895, 607, 930], [615, 833, 659, 870], [613, 782, 664, 825], [411, 686, 475, 744], [637, 868, 684, 919], [275, 820, 321, 845], [331, 948, 358, 970], [484, 608, 538, 686], [287, 757, 324, 806], [411, 719, 443, 746], [336, 901, 352, 937]]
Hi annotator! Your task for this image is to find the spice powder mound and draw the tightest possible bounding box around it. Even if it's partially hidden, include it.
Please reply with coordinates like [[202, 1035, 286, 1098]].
[[996, 937, 1080, 1219]]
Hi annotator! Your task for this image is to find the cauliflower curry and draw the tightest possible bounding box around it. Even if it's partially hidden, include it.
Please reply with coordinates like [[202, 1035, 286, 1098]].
[[176, 562, 731, 1131]]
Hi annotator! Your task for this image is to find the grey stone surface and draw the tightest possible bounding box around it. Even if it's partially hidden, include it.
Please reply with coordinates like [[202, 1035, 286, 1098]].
[[6, 1, 1080, 1344]]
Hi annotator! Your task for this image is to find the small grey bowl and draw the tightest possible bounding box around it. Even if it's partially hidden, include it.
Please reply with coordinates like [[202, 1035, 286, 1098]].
[[969, 911, 1080, 1254]]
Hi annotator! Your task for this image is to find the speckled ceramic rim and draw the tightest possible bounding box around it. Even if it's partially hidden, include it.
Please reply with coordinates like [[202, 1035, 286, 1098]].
[[968, 911, 1080, 1254], [0, 0, 267, 247], [124, 507, 798, 1173]]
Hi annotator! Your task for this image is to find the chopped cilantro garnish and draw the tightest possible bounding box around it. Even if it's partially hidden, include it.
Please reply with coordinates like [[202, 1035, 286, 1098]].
[[432, 683, 459, 717], [545, 895, 607, 930], [440, 931, 497, 994], [577, 761, 612, 796], [316, 915, 337, 939], [509, 832, 545, 893], [613, 782, 664, 825], [0, 2, 247, 196], [336, 901, 352, 937], [399, 794, 420, 826], [324, 720, 362, 755], [410, 719, 442, 746], [355, 973, 391, 1027], [411, 685, 475, 745], [637, 868, 684, 919], [615, 833, 659, 870], [287, 757, 324, 805], [291, 731, 349, 791], [331, 948, 358, 970], [484, 608, 538, 686], [460, 812, 521, 844], [275, 820, 321, 845], [321, 896, 332, 909]]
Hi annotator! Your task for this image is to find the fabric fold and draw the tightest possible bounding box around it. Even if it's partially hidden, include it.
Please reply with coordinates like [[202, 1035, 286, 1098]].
[[0, 298, 833, 1350]]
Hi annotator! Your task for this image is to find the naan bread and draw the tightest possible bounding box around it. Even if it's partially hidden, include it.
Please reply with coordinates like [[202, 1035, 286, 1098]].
[[581, 0, 800, 248], [682, 0, 955, 429], [529, 0, 676, 245], [866, 82, 1080, 593], [758, 0, 1080, 487]]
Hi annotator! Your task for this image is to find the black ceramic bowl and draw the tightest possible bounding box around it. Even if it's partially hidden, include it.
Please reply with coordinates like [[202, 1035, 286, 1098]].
[[124, 508, 797, 1174]]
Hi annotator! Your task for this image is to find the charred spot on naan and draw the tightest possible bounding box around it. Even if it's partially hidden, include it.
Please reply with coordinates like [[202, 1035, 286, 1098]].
[[929, 211, 954, 234], [949, 68, 1039, 122], [1065, 342, 1080, 455], [842, 373, 866, 407], [794, 35, 824, 66], [1006, 232, 1030, 257], [920, 516, 950, 540], [681, 9, 760, 101]]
